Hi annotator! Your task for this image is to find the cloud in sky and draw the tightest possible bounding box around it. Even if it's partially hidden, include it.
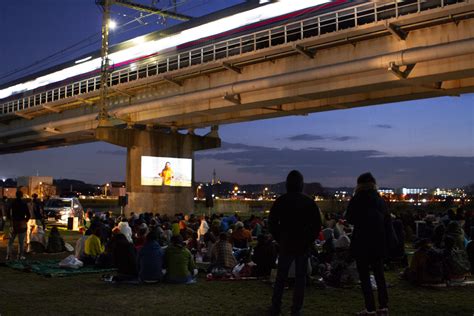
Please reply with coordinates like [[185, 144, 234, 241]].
[[196, 142, 474, 187], [286, 134, 358, 142], [374, 124, 393, 129], [1, 141, 472, 188]]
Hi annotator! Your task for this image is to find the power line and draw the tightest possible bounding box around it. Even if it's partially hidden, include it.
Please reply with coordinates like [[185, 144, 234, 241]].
[[0, 0, 218, 84]]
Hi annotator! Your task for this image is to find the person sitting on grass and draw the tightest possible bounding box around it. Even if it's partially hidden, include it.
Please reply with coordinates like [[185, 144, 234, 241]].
[[118, 218, 133, 243], [444, 221, 466, 250], [46, 226, 66, 253], [210, 232, 237, 272], [443, 235, 471, 282], [230, 221, 252, 249], [164, 235, 197, 284], [75, 229, 91, 260], [111, 232, 137, 282], [84, 226, 105, 265], [404, 238, 444, 285], [137, 229, 164, 283], [252, 234, 277, 279], [28, 224, 46, 254], [134, 223, 148, 251]]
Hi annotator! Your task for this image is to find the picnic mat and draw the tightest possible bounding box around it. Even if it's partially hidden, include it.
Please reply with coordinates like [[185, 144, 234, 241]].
[[5, 259, 116, 278]]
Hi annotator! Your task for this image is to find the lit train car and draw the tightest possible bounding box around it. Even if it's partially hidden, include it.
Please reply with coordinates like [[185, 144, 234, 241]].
[[0, 0, 356, 103], [0, 0, 459, 109]]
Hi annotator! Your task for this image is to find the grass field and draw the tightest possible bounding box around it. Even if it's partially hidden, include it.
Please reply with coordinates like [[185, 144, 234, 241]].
[[0, 230, 473, 315]]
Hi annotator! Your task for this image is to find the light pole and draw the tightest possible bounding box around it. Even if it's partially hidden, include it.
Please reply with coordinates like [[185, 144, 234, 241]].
[[263, 187, 268, 199], [105, 183, 110, 197], [196, 184, 202, 199], [39, 181, 43, 199]]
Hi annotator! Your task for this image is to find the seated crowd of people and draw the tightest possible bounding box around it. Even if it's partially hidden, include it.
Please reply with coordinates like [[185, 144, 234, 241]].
[[74, 211, 276, 283], [68, 205, 472, 286], [9, 199, 472, 288], [402, 207, 474, 284]]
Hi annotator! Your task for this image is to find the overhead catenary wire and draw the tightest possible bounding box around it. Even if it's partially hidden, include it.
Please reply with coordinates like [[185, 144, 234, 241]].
[[0, 0, 198, 84]]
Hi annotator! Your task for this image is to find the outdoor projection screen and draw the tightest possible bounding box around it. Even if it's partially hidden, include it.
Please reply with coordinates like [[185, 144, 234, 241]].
[[141, 156, 192, 187]]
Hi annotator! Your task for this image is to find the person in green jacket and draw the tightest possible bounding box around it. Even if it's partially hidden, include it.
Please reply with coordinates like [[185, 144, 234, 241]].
[[164, 235, 197, 283]]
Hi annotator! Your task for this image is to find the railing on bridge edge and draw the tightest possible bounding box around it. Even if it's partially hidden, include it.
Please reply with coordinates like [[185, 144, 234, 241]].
[[0, 0, 463, 116]]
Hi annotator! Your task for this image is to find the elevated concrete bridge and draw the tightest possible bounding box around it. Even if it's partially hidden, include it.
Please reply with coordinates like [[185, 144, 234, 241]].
[[1, 0, 473, 213]]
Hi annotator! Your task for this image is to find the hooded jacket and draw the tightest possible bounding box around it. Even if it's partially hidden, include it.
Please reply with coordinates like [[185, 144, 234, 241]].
[[268, 171, 322, 256], [345, 184, 393, 259]]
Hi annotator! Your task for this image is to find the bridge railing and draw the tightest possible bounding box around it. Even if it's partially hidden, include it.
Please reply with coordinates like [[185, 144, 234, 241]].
[[0, 0, 463, 116]]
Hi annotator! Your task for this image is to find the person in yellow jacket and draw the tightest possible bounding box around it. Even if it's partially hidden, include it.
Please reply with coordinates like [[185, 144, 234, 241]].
[[84, 227, 104, 258], [159, 162, 174, 186]]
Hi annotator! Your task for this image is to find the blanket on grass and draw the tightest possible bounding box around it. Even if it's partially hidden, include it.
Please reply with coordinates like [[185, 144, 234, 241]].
[[6, 259, 116, 277]]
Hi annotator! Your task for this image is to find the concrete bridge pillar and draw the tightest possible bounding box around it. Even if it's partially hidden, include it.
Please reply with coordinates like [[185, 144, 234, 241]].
[[95, 126, 220, 216]]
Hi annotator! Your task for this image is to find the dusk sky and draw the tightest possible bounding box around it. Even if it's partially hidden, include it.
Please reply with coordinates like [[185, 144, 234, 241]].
[[0, 0, 473, 188]]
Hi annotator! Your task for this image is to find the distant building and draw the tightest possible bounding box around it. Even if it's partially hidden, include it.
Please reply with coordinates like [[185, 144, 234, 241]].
[[397, 187, 428, 195], [432, 188, 466, 198], [1, 187, 17, 198], [378, 188, 395, 195], [16, 176, 55, 198], [103, 182, 126, 196]]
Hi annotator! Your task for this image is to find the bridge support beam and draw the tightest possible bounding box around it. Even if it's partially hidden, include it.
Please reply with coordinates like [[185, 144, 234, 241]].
[[95, 126, 220, 216]]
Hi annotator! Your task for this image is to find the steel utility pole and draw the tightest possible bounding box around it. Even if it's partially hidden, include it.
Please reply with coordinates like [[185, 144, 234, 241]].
[[98, 0, 112, 127], [96, 0, 191, 126]]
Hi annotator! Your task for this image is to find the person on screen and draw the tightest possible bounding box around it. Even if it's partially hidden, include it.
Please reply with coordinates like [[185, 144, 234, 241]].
[[159, 162, 174, 186]]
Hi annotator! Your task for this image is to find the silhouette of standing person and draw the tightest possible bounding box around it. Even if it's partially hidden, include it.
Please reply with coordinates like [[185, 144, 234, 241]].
[[345, 172, 392, 316], [6, 190, 30, 260], [268, 170, 322, 315]]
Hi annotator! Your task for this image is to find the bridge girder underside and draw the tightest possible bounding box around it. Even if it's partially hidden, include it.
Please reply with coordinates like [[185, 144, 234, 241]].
[[1, 1, 474, 154]]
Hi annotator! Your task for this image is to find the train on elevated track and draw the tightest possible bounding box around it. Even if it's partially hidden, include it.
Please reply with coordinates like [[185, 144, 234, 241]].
[[0, 0, 461, 113]]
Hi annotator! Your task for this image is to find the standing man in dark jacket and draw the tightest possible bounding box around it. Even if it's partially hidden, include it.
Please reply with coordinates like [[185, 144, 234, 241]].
[[269, 170, 322, 316], [6, 190, 30, 260], [345, 173, 392, 316]]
